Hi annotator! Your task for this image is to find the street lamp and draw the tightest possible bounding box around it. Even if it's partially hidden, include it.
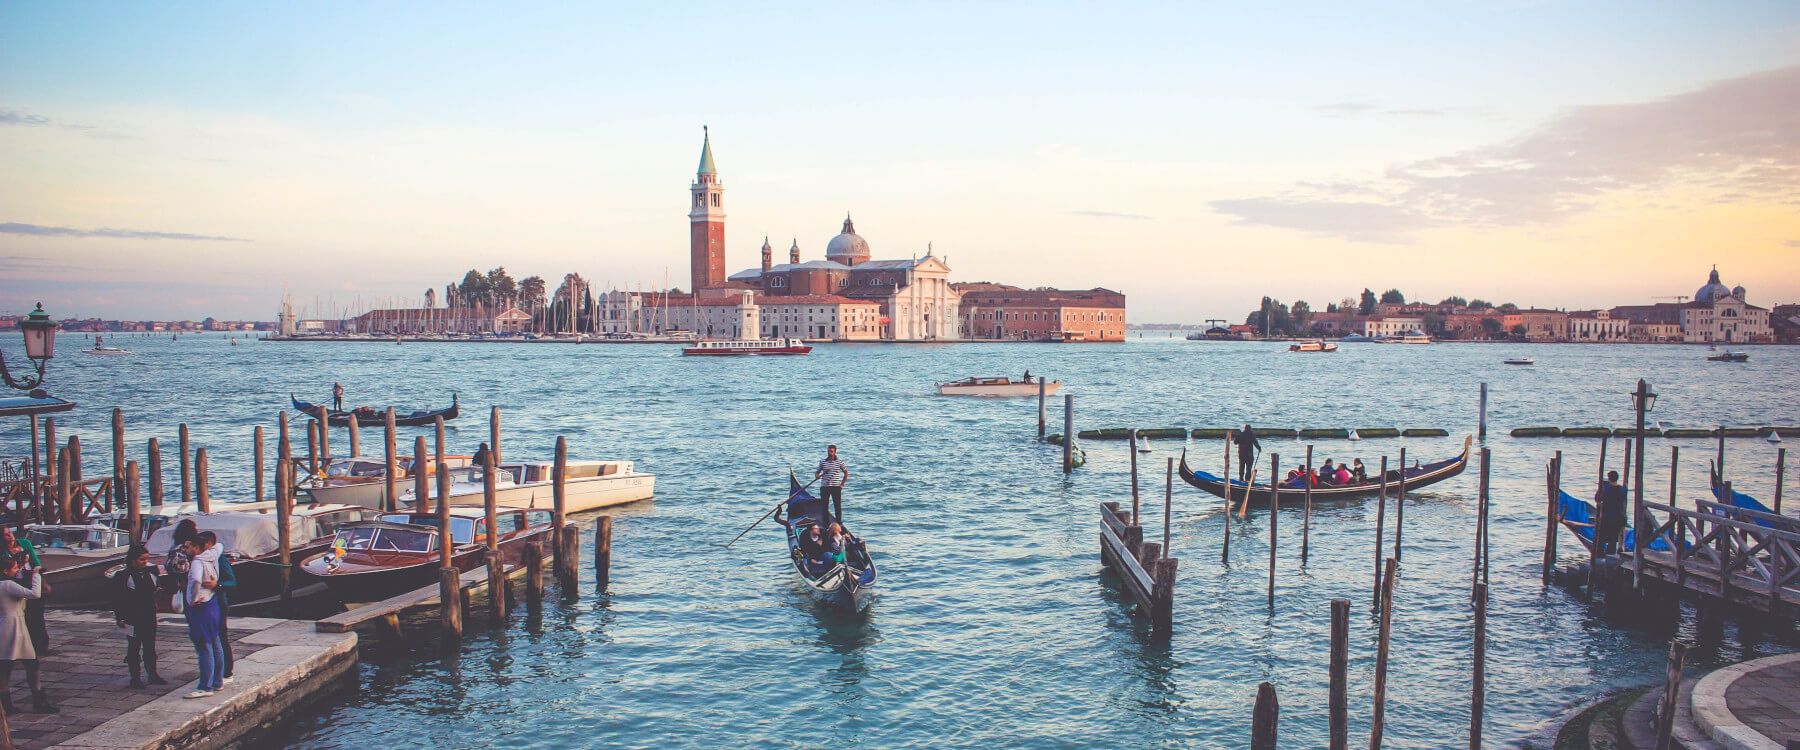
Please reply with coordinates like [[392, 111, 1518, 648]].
[[1, 303, 59, 395], [1628, 378, 1658, 585]]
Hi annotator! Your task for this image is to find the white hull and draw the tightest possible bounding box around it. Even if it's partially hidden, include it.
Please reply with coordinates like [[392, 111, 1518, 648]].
[[434, 473, 656, 513], [300, 481, 390, 508], [937, 382, 1060, 397]]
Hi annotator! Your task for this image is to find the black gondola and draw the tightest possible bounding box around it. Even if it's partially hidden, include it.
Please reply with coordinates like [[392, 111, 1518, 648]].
[[772, 472, 876, 611], [290, 393, 458, 426], [1178, 435, 1471, 506]]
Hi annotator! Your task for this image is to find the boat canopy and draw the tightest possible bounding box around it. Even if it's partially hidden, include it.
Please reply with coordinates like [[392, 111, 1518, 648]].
[[145, 512, 300, 559], [26, 525, 133, 551]]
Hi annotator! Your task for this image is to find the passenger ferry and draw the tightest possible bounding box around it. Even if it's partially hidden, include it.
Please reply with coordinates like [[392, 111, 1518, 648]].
[[681, 338, 813, 356]]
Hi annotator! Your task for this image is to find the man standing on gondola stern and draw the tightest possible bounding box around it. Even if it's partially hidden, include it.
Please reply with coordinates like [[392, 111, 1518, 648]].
[[816, 445, 849, 521]]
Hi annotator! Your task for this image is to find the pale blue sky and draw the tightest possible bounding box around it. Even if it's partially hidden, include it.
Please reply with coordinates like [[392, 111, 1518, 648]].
[[3, 2, 1798, 320]]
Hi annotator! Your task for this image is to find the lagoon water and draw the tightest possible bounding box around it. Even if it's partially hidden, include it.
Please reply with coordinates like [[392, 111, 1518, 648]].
[[11, 335, 1799, 748]]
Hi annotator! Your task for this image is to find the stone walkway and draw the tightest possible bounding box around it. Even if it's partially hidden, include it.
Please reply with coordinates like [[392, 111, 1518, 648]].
[[6, 612, 275, 749], [1691, 651, 1800, 750]]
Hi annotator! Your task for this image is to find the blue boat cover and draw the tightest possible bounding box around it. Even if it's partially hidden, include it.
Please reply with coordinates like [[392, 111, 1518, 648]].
[[1558, 489, 1671, 552], [1709, 480, 1775, 528]]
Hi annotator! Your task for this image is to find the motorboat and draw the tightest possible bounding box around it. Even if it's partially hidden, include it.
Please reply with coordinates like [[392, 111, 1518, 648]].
[[773, 473, 875, 612], [935, 376, 1059, 397], [296, 454, 474, 509], [682, 337, 811, 355], [84, 335, 131, 356], [26, 524, 137, 608], [298, 507, 554, 605], [1707, 351, 1749, 362], [1503, 357, 1535, 365], [398, 460, 655, 514], [1379, 331, 1433, 344], [1341, 333, 1373, 343], [1288, 340, 1339, 352], [130, 503, 382, 610]]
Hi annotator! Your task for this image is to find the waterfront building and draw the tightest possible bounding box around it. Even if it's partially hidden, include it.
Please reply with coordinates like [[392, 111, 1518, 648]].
[[1362, 316, 1425, 338], [955, 284, 1127, 342], [1501, 309, 1568, 341], [1566, 309, 1629, 342], [727, 216, 962, 341], [1305, 310, 1367, 334], [1772, 304, 1800, 344], [759, 295, 882, 340], [1610, 267, 1773, 344], [690, 128, 726, 293], [1629, 321, 1683, 343]]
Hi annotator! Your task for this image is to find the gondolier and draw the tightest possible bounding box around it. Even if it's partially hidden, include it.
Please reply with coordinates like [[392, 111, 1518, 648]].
[[815, 445, 849, 521], [1234, 424, 1260, 482], [332, 382, 345, 412]]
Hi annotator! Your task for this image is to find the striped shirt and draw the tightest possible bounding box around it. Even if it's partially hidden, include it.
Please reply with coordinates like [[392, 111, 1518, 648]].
[[816, 457, 848, 487]]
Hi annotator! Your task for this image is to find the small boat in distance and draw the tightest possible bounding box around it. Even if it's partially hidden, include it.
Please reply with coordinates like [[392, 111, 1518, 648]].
[[774, 472, 876, 612], [1503, 357, 1535, 365], [1341, 333, 1373, 342], [682, 338, 812, 356], [936, 376, 1059, 397], [1289, 340, 1339, 352], [291, 394, 459, 426], [398, 459, 656, 514], [1378, 331, 1433, 344], [84, 335, 131, 356], [1706, 351, 1749, 362]]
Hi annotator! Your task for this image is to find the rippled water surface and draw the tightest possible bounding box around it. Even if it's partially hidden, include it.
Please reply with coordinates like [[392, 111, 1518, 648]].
[[10, 335, 1799, 748]]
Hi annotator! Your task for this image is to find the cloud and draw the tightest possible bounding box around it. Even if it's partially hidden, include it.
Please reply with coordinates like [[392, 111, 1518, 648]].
[[0, 222, 249, 242], [1785, 239, 1800, 248], [0, 110, 53, 127], [0, 107, 126, 139], [0, 255, 82, 274], [1066, 210, 1154, 221], [1226, 66, 1800, 242]]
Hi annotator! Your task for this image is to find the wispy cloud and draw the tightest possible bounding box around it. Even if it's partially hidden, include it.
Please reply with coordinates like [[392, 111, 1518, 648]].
[[1784, 239, 1800, 248], [0, 222, 249, 242], [1220, 66, 1800, 242], [1311, 102, 1489, 118], [1066, 210, 1154, 221], [0, 255, 82, 274], [0, 107, 127, 139]]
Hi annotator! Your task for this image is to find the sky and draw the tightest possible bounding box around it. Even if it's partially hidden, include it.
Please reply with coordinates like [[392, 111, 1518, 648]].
[[2, 1, 1798, 322]]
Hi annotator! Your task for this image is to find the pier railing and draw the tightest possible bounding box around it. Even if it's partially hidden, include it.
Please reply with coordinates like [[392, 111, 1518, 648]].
[[1632, 500, 1800, 613], [1, 476, 116, 526]]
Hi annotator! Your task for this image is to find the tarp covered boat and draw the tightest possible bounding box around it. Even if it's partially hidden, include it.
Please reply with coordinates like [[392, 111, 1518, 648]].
[[1177, 436, 1471, 505], [291, 393, 458, 426], [773, 473, 876, 611]]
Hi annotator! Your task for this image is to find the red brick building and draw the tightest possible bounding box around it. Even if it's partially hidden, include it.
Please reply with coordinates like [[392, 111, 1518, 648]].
[[956, 284, 1127, 342]]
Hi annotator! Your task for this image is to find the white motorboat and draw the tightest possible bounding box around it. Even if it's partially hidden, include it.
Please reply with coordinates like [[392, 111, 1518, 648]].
[[1379, 331, 1433, 344], [84, 334, 132, 355], [936, 376, 1060, 397], [398, 460, 655, 514], [297, 454, 475, 509], [1288, 340, 1339, 352], [1503, 357, 1535, 365]]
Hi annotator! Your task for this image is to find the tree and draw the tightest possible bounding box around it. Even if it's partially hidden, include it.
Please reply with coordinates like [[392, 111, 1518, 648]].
[[1290, 300, 1313, 332], [459, 269, 489, 308], [445, 282, 459, 308], [1325, 302, 1339, 313], [486, 267, 517, 308], [518, 276, 547, 312], [1497, 302, 1520, 313], [1480, 317, 1503, 337], [1380, 288, 1406, 304], [1510, 323, 1527, 337], [1468, 299, 1493, 310], [424, 288, 437, 309], [1422, 312, 1445, 336], [1359, 289, 1377, 315], [1246, 297, 1295, 335], [1439, 296, 1467, 307]]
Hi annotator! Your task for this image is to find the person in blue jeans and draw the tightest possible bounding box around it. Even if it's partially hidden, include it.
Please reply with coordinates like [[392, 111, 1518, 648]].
[[201, 532, 237, 683], [180, 538, 224, 699]]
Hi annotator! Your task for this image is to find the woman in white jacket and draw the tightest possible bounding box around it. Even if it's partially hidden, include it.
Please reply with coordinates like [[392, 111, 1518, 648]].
[[180, 538, 225, 698], [0, 553, 56, 713]]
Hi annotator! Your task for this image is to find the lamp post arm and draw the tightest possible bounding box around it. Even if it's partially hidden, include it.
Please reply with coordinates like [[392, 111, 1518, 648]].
[[0, 350, 48, 392]]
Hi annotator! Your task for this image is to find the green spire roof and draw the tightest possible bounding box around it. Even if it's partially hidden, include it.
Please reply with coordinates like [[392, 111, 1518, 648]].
[[697, 126, 717, 174]]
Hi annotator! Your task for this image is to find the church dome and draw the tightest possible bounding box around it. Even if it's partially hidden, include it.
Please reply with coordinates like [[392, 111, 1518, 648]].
[[1695, 267, 1731, 304], [825, 214, 870, 263], [1731, 285, 1746, 300]]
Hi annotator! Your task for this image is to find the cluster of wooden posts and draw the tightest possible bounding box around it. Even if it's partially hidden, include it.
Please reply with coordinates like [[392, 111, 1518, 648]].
[[3, 405, 614, 640]]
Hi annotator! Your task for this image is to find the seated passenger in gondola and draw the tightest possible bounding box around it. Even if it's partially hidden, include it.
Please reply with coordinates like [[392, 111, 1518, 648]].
[[1333, 463, 1352, 485], [824, 523, 848, 564], [1316, 460, 1338, 486], [1282, 467, 1308, 488], [797, 523, 833, 574], [1351, 459, 1368, 483]]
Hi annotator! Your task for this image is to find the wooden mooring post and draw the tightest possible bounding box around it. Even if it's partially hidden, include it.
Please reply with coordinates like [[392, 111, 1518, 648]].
[[383, 408, 397, 513], [1653, 641, 1689, 750], [1774, 447, 1785, 515], [1370, 556, 1399, 749], [1129, 430, 1140, 524], [314, 406, 331, 467], [1163, 458, 1172, 555], [1472, 447, 1490, 597], [1062, 394, 1075, 474], [347, 412, 361, 458], [1542, 451, 1560, 584], [1328, 598, 1349, 750], [413, 437, 429, 515], [1668, 446, 1679, 509], [275, 458, 293, 608], [1221, 431, 1233, 563], [1037, 378, 1047, 439], [1393, 446, 1407, 562], [1099, 500, 1175, 637], [1301, 444, 1314, 565], [125, 461, 142, 542], [1470, 580, 1487, 749], [306, 419, 318, 473], [1251, 681, 1279, 750], [1478, 382, 1487, 441], [523, 539, 545, 605], [434, 417, 448, 507], [28, 415, 40, 512], [111, 408, 125, 510], [1374, 455, 1388, 606], [147, 438, 163, 508], [1268, 452, 1279, 608], [483, 448, 506, 621], [437, 451, 462, 639], [552, 437, 574, 582], [490, 406, 502, 465], [253, 426, 265, 504], [595, 515, 612, 588], [194, 448, 211, 513], [179, 423, 191, 504]]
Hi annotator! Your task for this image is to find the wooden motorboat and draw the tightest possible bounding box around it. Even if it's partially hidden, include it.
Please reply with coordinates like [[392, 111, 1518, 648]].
[[398, 460, 655, 514], [682, 338, 811, 355], [290, 394, 459, 426], [1289, 340, 1339, 353], [1503, 357, 1534, 365], [297, 454, 474, 509], [298, 507, 554, 605], [935, 376, 1059, 397], [1706, 351, 1749, 362], [773, 473, 875, 612], [129, 503, 382, 610], [26, 524, 136, 608], [1178, 436, 1471, 506]]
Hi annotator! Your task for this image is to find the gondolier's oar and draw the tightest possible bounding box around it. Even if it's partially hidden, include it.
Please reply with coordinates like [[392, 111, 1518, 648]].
[[721, 476, 820, 549], [1237, 465, 1260, 519]]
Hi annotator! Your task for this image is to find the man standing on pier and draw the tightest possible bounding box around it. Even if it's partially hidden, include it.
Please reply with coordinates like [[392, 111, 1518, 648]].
[[1234, 424, 1260, 482], [815, 445, 849, 521], [332, 382, 345, 412], [1595, 471, 1627, 555]]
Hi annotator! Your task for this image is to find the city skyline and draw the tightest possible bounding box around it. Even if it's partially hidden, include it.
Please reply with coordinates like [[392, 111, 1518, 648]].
[[3, 2, 1799, 321]]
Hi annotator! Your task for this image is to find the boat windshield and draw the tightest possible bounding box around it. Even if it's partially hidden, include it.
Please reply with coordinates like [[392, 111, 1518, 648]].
[[379, 514, 477, 545], [338, 524, 438, 553], [27, 527, 132, 551], [326, 460, 386, 479]]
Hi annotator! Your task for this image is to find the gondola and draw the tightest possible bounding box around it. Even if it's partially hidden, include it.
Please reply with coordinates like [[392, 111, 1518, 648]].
[[290, 393, 458, 426], [772, 472, 876, 611], [1178, 435, 1471, 506]]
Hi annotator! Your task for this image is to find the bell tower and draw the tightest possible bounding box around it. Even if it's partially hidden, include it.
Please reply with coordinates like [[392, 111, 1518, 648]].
[[689, 127, 726, 292]]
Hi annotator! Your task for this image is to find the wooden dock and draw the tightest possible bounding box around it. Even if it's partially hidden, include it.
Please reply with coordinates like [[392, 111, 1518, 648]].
[[315, 562, 521, 634], [1628, 500, 1800, 615], [1099, 501, 1177, 635]]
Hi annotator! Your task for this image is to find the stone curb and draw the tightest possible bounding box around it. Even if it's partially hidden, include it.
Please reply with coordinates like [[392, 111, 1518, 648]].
[[1689, 651, 1800, 750]]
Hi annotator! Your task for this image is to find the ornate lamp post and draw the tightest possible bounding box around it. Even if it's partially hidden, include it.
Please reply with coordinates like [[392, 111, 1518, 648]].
[[1630, 379, 1657, 586], [1, 303, 59, 396]]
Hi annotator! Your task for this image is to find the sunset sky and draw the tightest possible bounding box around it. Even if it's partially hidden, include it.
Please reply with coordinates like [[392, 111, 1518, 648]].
[[3, 2, 1797, 322]]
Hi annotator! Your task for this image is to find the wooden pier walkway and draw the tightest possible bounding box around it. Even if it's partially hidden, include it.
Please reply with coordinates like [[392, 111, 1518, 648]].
[[315, 562, 521, 634], [1628, 499, 1800, 615], [1099, 501, 1176, 634]]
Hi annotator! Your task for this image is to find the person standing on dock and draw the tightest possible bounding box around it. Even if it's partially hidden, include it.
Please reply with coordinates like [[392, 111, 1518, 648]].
[[1234, 425, 1261, 482], [0, 553, 54, 714], [180, 537, 225, 699], [1596, 471, 1627, 555], [113, 545, 166, 688], [333, 381, 345, 411], [815, 445, 849, 521]]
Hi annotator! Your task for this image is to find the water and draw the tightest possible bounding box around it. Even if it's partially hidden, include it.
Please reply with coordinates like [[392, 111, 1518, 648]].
[[9, 334, 1798, 748]]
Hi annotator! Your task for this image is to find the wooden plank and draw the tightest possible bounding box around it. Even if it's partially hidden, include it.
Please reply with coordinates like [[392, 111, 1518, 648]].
[[1100, 512, 1159, 607], [315, 563, 519, 632]]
